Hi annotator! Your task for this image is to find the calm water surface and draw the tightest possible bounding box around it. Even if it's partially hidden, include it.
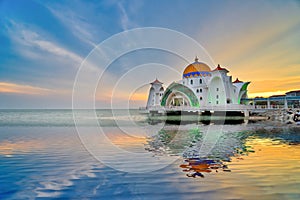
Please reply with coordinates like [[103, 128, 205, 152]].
[[0, 109, 300, 199]]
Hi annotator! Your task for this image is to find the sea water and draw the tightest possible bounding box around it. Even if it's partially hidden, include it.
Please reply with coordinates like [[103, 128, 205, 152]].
[[0, 109, 299, 199]]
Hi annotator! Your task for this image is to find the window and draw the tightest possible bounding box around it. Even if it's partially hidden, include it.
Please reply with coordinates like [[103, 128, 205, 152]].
[[190, 79, 193, 85], [196, 89, 199, 93], [200, 89, 202, 93], [200, 97, 203, 101], [216, 101, 219, 104], [199, 79, 202, 84], [183, 81, 185, 85], [216, 88, 219, 91], [216, 95, 219, 99]]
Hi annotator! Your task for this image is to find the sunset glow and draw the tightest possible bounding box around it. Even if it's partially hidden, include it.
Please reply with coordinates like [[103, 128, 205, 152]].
[[0, 0, 299, 108]]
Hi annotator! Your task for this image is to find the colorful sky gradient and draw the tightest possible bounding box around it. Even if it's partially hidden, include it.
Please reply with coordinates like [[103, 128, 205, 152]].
[[0, 0, 300, 108]]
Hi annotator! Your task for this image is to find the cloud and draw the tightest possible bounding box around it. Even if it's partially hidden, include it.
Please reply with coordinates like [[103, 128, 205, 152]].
[[194, 1, 300, 69], [117, 2, 130, 31], [45, 4, 98, 47], [1, 1, 299, 108], [0, 82, 54, 95], [248, 91, 286, 98], [117, 1, 140, 31], [26, 32, 82, 63], [247, 76, 300, 98], [6, 21, 83, 65]]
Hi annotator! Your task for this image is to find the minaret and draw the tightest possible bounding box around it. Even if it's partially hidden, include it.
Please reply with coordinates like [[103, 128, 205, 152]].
[[146, 79, 164, 108]]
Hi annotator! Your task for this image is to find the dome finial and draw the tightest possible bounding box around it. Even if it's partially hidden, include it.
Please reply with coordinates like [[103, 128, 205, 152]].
[[195, 56, 199, 62]]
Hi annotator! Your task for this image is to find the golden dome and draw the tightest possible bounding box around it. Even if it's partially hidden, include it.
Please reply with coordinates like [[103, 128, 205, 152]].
[[183, 57, 211, 77]]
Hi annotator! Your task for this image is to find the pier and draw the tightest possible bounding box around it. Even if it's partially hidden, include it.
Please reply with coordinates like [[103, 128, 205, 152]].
[[142, 105, 252, 117], [140, 96, 300, 117], [243, 96, 300, 110]]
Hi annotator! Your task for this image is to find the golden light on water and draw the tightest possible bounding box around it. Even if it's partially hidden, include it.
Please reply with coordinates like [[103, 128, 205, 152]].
[[216, 138, 300, 196], [0, 140, 44, 156], [106, 132, 148, 148]]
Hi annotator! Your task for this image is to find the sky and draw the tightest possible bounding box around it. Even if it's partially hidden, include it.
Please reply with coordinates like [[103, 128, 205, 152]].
[[0, 0, 300, 108]]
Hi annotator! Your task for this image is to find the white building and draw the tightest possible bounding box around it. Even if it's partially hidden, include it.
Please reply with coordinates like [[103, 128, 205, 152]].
[[146, 57, 250, 109], [146, 79, 164, 108]]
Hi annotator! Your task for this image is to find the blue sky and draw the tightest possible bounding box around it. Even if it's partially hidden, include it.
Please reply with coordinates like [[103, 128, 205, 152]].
[[0, 0, 300, 108]]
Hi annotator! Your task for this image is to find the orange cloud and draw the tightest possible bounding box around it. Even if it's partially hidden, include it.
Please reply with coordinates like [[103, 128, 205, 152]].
[[248, 91, 287, 98], [96, 90, 148, 102], [129, 92, 148, 101], [247, 76, 300, 97], [0, 82, 53, 95]]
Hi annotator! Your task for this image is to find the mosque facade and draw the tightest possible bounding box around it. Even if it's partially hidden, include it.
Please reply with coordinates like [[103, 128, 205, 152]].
[[146, 57, 250, 109]]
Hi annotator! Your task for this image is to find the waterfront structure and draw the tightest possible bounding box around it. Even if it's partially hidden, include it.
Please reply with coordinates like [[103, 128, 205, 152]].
[[286, 90, 300, 97], [146, 57, 250, 112], [247, 90, 300, 109], [146, 79, 164, 108]]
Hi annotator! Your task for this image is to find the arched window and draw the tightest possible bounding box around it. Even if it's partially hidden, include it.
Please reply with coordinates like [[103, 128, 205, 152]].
[[200, 89, 202, 93], [190, 79, 193, 85], [216, 95, 219, 99], [196, 89, 199, 93], [199, 79, 202, 84], [200, 97, 203, 101]]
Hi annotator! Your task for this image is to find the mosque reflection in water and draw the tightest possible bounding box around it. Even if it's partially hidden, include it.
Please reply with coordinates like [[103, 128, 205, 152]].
[[146, 119, 300, 178], [180, 158, 229, 178]]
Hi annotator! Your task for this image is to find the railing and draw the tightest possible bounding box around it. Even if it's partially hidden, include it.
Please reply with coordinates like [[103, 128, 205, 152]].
[[243, 96, 300, 101], [147, 104, 253, 112]]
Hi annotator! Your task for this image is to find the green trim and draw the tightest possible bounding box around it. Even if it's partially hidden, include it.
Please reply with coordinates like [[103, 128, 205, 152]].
[[161, 83, 199, 107], [238, 82, 250, 104], [241, 82, 250, 91]]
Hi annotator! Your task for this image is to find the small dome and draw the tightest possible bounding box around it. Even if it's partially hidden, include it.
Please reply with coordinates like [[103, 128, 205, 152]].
[[150, 78, 163, 85], [233, 78, 243, 83], [212, 64, 229, 73], [183, 57, 211, 78]]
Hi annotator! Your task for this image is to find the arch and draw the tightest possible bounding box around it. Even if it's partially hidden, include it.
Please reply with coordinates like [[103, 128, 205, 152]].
[[166, 92, 191, 106], [161, 83, 199, 107]]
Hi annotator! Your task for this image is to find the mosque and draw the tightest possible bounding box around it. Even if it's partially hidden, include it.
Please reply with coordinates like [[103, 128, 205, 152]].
[[146, 57, 250, 111]]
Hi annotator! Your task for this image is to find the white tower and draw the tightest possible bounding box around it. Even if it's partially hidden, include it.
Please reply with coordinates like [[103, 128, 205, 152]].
[[146, 79, 164, 109]]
